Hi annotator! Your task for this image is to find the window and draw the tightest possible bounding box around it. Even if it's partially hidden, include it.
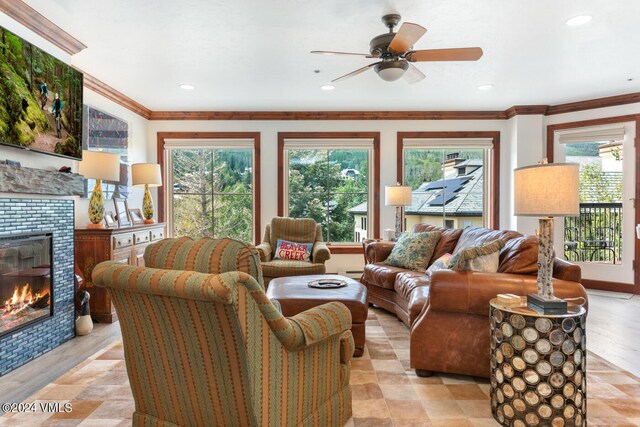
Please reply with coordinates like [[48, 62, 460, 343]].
[[403, 147, 490, 229], [163, 135, 259, 243], [279, 133, 380, 245]]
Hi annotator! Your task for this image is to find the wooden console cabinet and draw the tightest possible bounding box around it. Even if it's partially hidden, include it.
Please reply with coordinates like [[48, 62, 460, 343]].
[[74, 223, 166, 323]]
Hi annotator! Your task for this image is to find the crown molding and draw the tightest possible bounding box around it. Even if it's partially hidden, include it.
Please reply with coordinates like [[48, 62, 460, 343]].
[[83, 74, 152, 119], [0, 0, 86, 55], [504, 105, 549, 119], [546, 92, 640, 115]]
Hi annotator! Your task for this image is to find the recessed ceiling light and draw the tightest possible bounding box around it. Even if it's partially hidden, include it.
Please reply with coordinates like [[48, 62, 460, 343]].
[[180, 84, 195, 90], [565, 15, 592, 26], [477, 84, 494, 90], [320, 84, 335, 91]]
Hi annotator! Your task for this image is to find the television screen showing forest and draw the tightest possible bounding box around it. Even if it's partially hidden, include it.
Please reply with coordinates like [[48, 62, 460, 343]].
[[0, 26, 83, 160]]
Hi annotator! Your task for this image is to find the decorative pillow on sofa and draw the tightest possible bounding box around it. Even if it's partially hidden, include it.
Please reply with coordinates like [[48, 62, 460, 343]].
[[426, 253, 453, 274], [274, 240, 313, 261], [384, 231, 441, 272], [448, 239, 505, 272]]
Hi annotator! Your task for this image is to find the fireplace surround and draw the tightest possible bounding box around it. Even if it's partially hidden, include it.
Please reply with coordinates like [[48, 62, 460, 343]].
[[0, 198, 74, 375]]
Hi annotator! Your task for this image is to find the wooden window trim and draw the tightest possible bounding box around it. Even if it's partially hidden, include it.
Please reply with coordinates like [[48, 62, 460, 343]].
[[156, 132, 261, 245], [546, 114, 640, 295], [277, 132, 381, 242], [397, 131, 501, 230]]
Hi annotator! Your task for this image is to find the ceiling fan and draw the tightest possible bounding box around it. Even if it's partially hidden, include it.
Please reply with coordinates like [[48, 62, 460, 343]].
[[311, 14, 483, 84]]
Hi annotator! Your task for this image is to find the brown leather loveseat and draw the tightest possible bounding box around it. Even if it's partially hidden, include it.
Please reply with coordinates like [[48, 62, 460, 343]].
[[362, 224, 588, 378]]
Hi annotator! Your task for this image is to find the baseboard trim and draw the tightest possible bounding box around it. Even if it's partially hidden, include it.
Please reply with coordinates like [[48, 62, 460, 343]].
[[581, 279, 637, 294]]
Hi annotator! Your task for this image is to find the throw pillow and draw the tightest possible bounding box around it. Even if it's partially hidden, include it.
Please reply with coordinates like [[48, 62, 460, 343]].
[[384, 231, 441, 272], [426, 253, 453, 274], [448, 239, 505, 272], [273, 239, 313, 261]]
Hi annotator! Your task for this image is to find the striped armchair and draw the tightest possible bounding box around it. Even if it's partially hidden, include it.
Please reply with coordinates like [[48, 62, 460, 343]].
[[93, 237, 353, 427], [256, 217, 331, 285]]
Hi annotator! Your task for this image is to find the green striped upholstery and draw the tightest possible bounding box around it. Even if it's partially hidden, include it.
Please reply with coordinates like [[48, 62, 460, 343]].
[[93, 258, 353, 427], [144, 236, 264, 288], [256, 217, 331, 283], [261, 260, 327, 278]]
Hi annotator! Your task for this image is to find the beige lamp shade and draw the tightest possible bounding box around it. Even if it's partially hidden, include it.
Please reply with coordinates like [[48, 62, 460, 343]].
[[79, 151, 120, 182], [514, 163, 579, 217], [385, 184, 412, 206], [132, 163, 162, 187]]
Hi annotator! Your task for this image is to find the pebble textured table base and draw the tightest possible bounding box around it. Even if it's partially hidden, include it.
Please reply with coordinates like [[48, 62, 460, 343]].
[[489, 299, 587, 427]]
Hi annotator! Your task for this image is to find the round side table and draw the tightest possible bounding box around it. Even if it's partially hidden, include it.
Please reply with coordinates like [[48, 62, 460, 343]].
[[489, 299, 587, 427]]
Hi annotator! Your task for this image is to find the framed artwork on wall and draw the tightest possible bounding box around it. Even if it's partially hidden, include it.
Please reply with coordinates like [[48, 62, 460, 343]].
[[82, 105, 130, 199]]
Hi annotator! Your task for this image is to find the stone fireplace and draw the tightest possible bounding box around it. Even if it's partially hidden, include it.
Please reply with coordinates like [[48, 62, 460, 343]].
[[0, 198, 74, 375]]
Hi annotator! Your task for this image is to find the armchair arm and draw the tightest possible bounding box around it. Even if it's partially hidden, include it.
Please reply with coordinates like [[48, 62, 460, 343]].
[[340, 331, 355, 364], [287, 301, 352, 348], [312, 242, 331, 264], [365, 241, 396, 264], [426, 270, 588, 317], [255, 242, 272, 262]]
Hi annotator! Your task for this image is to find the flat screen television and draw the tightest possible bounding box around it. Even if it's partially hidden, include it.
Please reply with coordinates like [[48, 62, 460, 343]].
[[0, 26, 83, 160]]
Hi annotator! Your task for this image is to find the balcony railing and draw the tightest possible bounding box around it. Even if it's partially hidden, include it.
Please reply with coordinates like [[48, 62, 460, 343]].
[[564, 202, 622, 264]]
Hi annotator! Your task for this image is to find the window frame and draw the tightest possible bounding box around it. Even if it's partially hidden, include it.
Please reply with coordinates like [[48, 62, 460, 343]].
[[278, 132, 380, 253], [397, 132, 501, 230], [157, 132, 261, 244]]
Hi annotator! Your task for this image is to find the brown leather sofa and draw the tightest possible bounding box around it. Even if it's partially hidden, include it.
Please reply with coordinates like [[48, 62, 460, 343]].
[[362, 224, 588, 378]]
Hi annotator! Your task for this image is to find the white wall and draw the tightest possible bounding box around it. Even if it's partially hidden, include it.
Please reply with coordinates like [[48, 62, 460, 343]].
[[0, 13, 150, 225]]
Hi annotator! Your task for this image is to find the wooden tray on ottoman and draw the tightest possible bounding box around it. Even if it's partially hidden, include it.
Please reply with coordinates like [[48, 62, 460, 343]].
[[266, 274, 368, 357]]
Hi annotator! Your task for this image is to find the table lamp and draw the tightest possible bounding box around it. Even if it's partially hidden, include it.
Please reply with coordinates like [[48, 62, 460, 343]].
[[132, 163, 162, 224], [79, 151, 121, 229], [514, 160, 579, 314], [385, 183, 412, 238]]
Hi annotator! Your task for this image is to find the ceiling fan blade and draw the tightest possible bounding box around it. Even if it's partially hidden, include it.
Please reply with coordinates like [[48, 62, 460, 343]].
[[311, 50, 374, 57], [407, 47, 483, 62], [331, 62, 378, 83], [403, 63, 425, 84], [388, 22, 427, 53]]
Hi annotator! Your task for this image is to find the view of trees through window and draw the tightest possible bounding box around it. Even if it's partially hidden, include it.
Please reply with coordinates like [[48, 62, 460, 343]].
[[563, 141, 623, 264], [287, 148, 369, 242], [170, 148, 253, 242], [404, 148, 485, 229]]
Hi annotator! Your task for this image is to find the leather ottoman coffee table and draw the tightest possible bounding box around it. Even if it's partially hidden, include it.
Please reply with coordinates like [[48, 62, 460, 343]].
[[266, 274, 368, 357]]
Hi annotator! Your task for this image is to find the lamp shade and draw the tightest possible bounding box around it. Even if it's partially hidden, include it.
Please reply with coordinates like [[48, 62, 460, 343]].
[[132, 163, 162, 187], [79, 151, 120, 182], [385, 185, 412, 206], [514, 163, 579, 217]]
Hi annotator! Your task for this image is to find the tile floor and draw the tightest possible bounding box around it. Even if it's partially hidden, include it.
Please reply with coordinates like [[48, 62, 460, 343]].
[[2, 308, 640, 426]]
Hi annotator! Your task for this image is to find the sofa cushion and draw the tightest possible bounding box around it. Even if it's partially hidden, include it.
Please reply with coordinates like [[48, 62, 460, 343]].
[[384, 231, 441, 272], [449, 239, 505, 272], [273, 239, 313, 261], [269, 217, 317, 248], [363, 263, 408, 290], [426, 253, 453, 274], [394, 271, 431, 302], [412, 224, 463, 266], [453, 226, 522, 254], [498, 235, 538, 275]]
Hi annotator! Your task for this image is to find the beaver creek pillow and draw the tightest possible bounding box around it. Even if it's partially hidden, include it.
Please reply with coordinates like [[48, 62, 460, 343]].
[[273, 240, 313, 261], [448, 239, 505, 272], [384, 231, 441, 272]]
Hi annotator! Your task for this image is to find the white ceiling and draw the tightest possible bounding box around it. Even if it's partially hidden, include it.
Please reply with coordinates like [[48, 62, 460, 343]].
[[22, 0, 640, 111]]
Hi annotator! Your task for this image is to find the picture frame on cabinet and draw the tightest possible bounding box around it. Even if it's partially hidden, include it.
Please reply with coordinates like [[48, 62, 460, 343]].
[[128, 208, 144, 224], [113, 198, 131, 227], [104, 211, 117, 228]]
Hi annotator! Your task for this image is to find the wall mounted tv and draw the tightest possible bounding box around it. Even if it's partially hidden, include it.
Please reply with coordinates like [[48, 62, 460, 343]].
[[0, 26, 83, 160]]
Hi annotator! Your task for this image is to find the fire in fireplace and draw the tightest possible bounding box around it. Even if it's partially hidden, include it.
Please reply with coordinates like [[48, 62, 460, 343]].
[[0, 233, 53, 336]]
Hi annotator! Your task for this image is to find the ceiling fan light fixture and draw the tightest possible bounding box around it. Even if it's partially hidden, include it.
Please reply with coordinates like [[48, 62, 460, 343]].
[[374, 60, 408, 82]]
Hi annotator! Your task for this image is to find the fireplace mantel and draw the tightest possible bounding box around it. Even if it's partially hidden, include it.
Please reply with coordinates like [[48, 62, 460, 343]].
[[0, 164, 84, 196]]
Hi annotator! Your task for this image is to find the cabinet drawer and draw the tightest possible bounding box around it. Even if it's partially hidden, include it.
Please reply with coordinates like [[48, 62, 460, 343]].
[[114, 234, 133, 250], [134, 231, 151, 245], [150, 229, 165, 241]]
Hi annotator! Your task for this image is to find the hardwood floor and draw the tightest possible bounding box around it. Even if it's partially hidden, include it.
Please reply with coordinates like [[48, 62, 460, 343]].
[[0, 289, 637, 405]]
